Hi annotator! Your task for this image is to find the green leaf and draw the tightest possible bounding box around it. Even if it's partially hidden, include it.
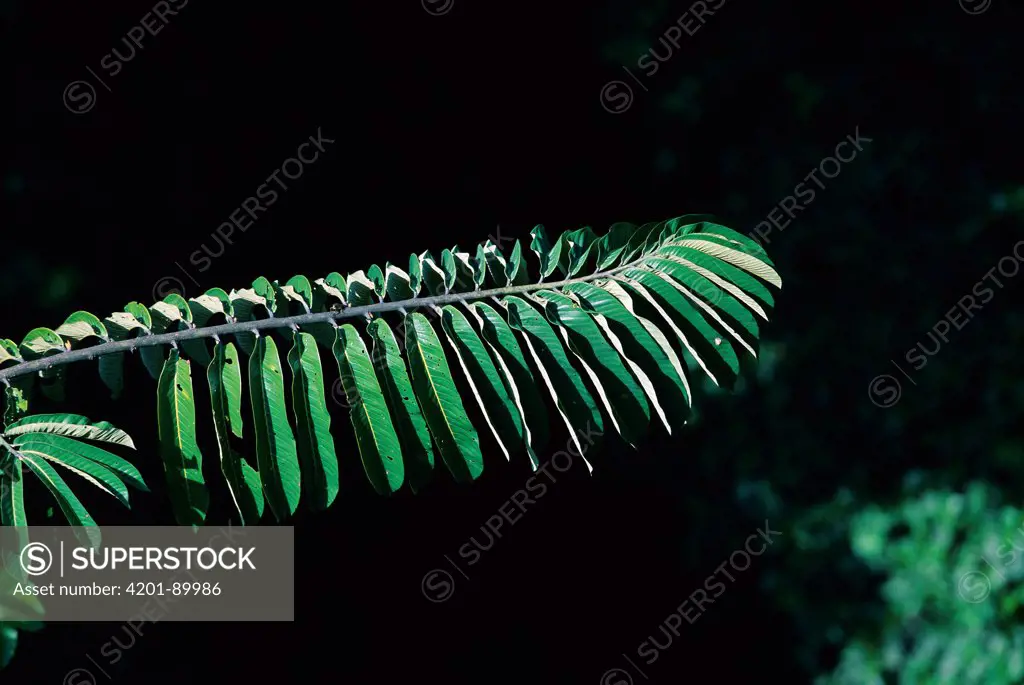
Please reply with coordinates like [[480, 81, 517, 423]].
[[150, 296, 191, 332], [248, 335, 301, 520], [229, 288, 271, 356], [663, 232, 782, 287], [15, 441, 130, 508], [272, 279, 313, 347], [657, 244, 775, 315], [346, 270, 376, 306], [283, 275, 314, 311], [287, 332, 339, 510], [645, 257, 759, 357], [221, 346, 245, 438], [405, 313, 482, 482], [17, 330, 67, 402], [535, 291, 650, 446], [208, 342, 263, 525], [448, 251, 476, 293], [203, 287, 234, 314], [123, 302, 153, 328], [407, 254, 423, 297], [619, 270, 740, 389], [504, 296, 602, 464], [141, 296, 189, 380], [183, 290, 232, 365], [366, 264, 386, 301], [18, 328, 65, 360], [420, 251, 447, 295], [3, 414, 135, 449], [10, 433, 146, 493], [596, 222, 637, 269], [323, 272, 347, 294], [635, 263, 752, 365], [566, 226, 600, 277], [367, 319, 434, 493], [312, 274, 347, 312], [0, 454, 29, 573], [652, 215, 717, 249], [384, 264, 415, 302], [306, 275, 347, 351], [469, 302, 549, 467], [506, 239, 530, 286], [529, 224, 568, 279], [470, 244, 488, 289], [0, 340, 23, 369], [440, 250, 457, 292], [619, 221, 663, 264], [677, 220, 774, 264], [55, 311, 108, 344], [0, 458, 26, 527], [439, 305, 525, 461], [149, 294, 198, 368], [332, 325, 405, 494], [479, 240, 509, 287], [565, 281, 691, 432], [102, 311, 149, 396], [148, 301, 184, 331], [18, 449, 100, 547], [251, 277, 278, 313], [156, 348, 209, 526]]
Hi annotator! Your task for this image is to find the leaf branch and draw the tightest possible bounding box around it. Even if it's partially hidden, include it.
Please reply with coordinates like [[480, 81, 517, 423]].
[[0, 260, 640, 384]]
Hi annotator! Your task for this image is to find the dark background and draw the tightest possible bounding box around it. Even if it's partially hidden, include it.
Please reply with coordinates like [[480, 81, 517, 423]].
[[4, 0, 1024, 682]]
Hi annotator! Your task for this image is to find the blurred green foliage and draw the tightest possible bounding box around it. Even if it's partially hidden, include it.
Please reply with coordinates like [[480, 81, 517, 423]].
[[819, 480, 1024, 683]]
